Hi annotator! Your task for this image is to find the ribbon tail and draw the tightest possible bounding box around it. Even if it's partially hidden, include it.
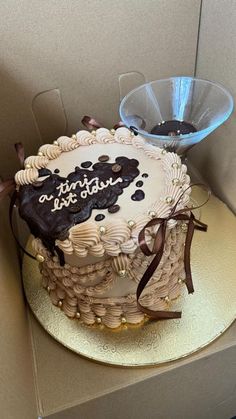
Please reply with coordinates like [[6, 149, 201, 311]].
[[0, 179, 16, 201], [14, 142, 25, 168], [193, 217, 208, 232], [184, 216, 195, 294], [81, 116, 103, 130], [9, 191, 36, 260], [137, 303, 181, 320]]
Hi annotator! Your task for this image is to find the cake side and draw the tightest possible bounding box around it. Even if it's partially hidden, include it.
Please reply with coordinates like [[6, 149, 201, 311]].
[[32, 223, 186, 328]]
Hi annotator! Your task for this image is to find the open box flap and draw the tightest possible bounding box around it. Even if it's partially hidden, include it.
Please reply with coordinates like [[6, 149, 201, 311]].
[[0, 200, 37, 419]]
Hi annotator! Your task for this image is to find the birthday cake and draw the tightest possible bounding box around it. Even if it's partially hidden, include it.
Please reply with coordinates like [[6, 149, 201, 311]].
[[15, 126, 193, 328]]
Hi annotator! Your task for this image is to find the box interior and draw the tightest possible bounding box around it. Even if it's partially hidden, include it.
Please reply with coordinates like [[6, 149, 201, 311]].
[[0, 1, 236, 418]]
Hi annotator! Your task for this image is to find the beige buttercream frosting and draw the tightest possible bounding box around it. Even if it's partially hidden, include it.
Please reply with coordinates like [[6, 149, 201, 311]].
[[24, 155, 49, 169], [36, 223, 186, 328], [15, 168, 39, 185], [38, 144, 62, 159]]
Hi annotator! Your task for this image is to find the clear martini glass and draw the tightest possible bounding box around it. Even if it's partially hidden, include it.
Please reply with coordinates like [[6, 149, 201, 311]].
[[119, 76, 234, 213], [120, 77, 233, 156]]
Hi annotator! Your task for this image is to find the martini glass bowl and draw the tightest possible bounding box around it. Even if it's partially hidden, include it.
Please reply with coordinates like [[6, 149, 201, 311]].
[[119, 77, 234, 156]]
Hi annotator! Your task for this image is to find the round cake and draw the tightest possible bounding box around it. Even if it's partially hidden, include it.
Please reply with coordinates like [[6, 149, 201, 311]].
[[15, 127, 191, 328]]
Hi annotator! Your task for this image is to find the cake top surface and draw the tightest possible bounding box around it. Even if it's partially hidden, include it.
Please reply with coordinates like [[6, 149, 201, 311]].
[[15, 127, 190, 259]]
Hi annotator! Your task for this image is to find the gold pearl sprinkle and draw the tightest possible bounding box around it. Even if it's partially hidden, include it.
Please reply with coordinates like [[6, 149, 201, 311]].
[[121, 316, 127, 324], [165, 196, 174, 205], [95, 317, 102, 324], [148, 210, 156, 218], [164, 296, 170, 303], [130, 131, 135, 137], [47, 286, 50, 293], [75, 312, 81, 319], [171, 162, 180, 169], [25, 163, 31, 169], [127, 220, 135, 228], [181, 223, 188, 232], [161, 148, 167, 155], [118, 270, 127, 278], [99, 226, 106, 235], [53, 140, 59, 146], [36, 254, 45, 263], [110, 128, 115, 134], [58, 300, 63, 308], [37, 151, 43, 157], [91, 130, 96, 135], [71, 134, 77, 140], [172, 178, 180, 186]]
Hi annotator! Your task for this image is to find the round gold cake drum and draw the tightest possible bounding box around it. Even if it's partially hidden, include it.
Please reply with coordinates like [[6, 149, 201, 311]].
[[22, 188, 236, 367]]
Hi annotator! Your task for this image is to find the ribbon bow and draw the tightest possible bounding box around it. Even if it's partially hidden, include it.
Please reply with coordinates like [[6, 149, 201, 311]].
[[82, 115, 125, 131], [0, 143, 36, 260], [137, 185, 210, 320], [0, 143, 24, 200]]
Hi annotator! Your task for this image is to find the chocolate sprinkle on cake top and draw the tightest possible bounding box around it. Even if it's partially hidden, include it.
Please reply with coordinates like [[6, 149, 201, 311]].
[[81, 161, 92, 168], [95, 214, 105, 222], [98, 155, 109, 162], [108, 204, 120, 214], [112, 163, 122, 173]]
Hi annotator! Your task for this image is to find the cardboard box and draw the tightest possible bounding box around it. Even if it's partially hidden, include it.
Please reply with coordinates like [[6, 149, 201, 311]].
[[0, 1, 235, 418]]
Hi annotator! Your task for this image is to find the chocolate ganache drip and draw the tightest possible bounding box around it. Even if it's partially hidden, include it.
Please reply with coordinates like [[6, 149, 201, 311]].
[[19, 157, 140, 254]]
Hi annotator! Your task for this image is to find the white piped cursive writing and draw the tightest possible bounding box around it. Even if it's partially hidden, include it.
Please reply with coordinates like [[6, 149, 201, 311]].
[[39, 194, 54, 203], [51, 192, 78, 212], [38, 174, 123, 213]]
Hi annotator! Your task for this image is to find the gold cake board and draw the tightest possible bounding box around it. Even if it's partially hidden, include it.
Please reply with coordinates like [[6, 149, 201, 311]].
[[22, 188, 236, 367]]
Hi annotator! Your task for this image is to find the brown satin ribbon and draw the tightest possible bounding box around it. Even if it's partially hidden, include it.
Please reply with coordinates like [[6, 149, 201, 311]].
[[0, 143, 24, 200], [82, 115, 125, 131], [0, 143, 36, 260], [137, 184, 210, 320]]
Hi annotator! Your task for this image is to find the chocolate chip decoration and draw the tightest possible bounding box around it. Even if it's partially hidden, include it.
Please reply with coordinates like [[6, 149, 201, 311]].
[[108, 204, 120, 214], [112, 163, 122, 173], [95, 214, 105, 221], [81, 161, 92, 168], [131, 190, 145, 201], [98, 155, 109, 162], [69, 205, 81, 213], [54, 168, 60, 173]]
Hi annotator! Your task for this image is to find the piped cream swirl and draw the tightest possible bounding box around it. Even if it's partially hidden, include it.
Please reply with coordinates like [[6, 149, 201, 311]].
[[75, 130, 96, 145], [15, 168, 38, 185], [57, 136, 79, 151], [95, 128, 114, 143], [24, 155, 49, 169], [38, 144, 62, 159]]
